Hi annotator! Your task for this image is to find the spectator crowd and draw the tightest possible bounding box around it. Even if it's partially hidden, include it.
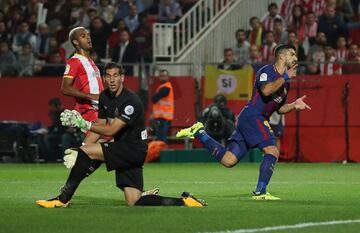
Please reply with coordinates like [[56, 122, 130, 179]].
[[0, 0, 359, 77]]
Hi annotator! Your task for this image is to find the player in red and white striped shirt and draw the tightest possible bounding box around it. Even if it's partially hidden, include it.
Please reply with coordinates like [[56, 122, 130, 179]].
[[61, 27, 104, 124]]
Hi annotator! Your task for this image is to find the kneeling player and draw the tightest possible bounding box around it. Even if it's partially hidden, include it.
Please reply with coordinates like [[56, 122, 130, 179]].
[[36, 62, 206, 208]]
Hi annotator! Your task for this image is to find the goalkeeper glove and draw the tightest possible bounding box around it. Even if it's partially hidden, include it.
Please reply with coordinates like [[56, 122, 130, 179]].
[[60, 109, 92, 132], [63, 148, 78, 169]]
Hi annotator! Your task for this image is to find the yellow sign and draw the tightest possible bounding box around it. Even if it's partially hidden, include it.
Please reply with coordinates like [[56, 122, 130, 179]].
[[204, 65, 253, 100]]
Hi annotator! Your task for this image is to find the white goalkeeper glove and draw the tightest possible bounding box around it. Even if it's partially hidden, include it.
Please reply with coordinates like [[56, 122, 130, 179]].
[[60, 109, 92, 132], [63, 148, 78, 169]]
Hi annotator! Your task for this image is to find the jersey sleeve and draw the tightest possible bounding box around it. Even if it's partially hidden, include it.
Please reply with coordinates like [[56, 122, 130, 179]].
[[98, 92, 107, 120], [256, 66, 276, 89], [116, 98, 141, 125], [63, 59, 79, 79]]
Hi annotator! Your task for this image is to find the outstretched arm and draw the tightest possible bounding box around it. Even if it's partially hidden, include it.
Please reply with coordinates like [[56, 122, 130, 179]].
[[278, 95, 311, 114]]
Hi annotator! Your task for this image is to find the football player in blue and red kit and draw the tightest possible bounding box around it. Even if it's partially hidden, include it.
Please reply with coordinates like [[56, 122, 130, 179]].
[[177, 44, 311, 200]]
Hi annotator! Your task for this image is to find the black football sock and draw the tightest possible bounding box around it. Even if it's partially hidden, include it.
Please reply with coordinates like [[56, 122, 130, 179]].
[[135, 195, 184, 206], [58, 148, 98, 203]]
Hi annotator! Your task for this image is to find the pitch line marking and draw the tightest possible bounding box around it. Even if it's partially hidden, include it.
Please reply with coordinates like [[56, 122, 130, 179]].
[[202, 219, 360, 233]]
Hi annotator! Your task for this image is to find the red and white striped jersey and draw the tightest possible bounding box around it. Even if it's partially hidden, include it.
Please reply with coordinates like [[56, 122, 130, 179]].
[[335, 49, 349, 62], [63, 53, 104, 120], [309, 0, 326, 17], [280, 0, 307, 23], [261, 42, 277, 63], [320, 56, 341, 76], [262, 15, 284, 32]]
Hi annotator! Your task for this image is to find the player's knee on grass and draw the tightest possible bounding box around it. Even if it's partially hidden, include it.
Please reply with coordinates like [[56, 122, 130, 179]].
[[221, 152, 238, 168], [262, 146, 279, 158]]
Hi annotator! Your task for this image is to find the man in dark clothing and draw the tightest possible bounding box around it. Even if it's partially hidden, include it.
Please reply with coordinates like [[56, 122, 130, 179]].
[[200, 94, 236, 143], [36, 63, 206, 208]]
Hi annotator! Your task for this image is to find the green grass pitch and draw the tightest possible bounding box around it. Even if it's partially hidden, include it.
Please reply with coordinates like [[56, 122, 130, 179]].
[[1, 163, 360, 233]]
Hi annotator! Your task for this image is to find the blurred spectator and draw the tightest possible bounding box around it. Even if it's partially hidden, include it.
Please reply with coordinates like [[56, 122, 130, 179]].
[[24, 0, 39, 20], [60, 37, 76, 60], [6, 9, 23, 36], [288, 31, 306, 62], [27, 13, 38, 33], [305, 62, 320, 74], [0, 21, 10, 41], [158, 0, 183, 23], [273, 18, 288, 45], [318, 4, 348, 47], [217, 48, 241, 70], [34, 23, 50, 60], [261, 31, 277, 63], [125, 4, 140, 33], [110, 30, 138, 76], [335, 36, 349, 61], [308, 0, 327, 17], [36, 51, 65, 76], [248, 16, 263, 49], [97, 0, 115, 24], [249, 45, 262, 66], [48, 36, 66, 63], [342, 43, 360, 74], [0, 40, 17, 76], [280, 0, 307, 22], [288, 5, 306, 43], [90, 16, 111, 59], [307, 32, 327, 62], [350, 0, 359, 17], [200, 94, 235, 144], [12, 21, 36, 54], [262, 3, 284, 32], [180, 0, 198, 14], [17, 43, 35, 76], [89, 50, 105, 72], [319, 43, 342, 76], [114, 0, 145, 22], [133, 12, 153, 62], [108, 19, 130, 49], [42, 98, 82, 162], [303, 11, 318, 53], [336, 0, 354, 22], [232, 29, 250, 67]]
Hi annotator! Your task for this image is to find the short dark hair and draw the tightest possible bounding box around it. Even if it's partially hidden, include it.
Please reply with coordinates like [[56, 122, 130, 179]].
[[274, 44, 296, 58], [159, 69, 169, 75], [268, 3, 278, 10], [274, 18, 283, 24], [236, 28, 245, 34], [224, 48, 233, 54], [104, 62, 124, 75], [249, 16, 259, 24]]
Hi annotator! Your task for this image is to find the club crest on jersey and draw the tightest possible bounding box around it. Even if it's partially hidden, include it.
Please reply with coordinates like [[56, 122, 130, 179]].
[[260, 73, 267, 81], [114, 108, 119, 117], [124, 105, 134, 115]]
